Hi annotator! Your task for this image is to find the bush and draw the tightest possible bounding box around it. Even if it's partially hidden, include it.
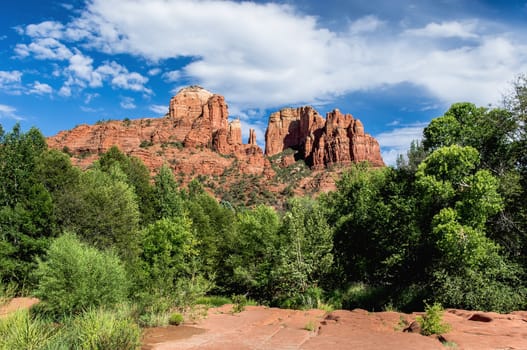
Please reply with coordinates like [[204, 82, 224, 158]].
[[433, 267, 526, 313], [65, 308, 140, 350], [34, 233, 130, 318], [0, 310, 58, 350], [416, 302, 451, 336], [168, 313, 184, 326]]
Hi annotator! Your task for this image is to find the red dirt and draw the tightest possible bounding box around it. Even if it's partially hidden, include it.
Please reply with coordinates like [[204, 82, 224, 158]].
[[142, 305, 527, 350], [0, 297, 39, 318]]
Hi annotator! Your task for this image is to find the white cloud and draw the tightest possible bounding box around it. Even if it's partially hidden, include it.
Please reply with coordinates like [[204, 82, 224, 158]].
[[148, 68, 161, 76], [149, 104, 167, 114], [349, 15, 384, 34], [0, 104, 24, 120], [404, 20, 479, 39], [28, 81, 53, 95], [58, 52, 151, 95], [0, 70, 23, 94], [375, 122, 427, 166], [15, 38, 73, 60], [120, 96, 136, 109], [51, 0, 525, 110], [0, 70, 22, 86], [162, 70, 181, 82], [25, 21, 65, 39], [13, 1, 527, 115]]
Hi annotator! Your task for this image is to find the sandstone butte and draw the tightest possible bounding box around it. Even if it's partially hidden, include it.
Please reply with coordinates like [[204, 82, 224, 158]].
[[48, 86, 384, 203]]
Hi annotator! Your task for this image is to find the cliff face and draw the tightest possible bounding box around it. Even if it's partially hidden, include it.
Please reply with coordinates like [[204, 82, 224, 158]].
[[265, 107, 384, 168], [48, 86, 266, 176], [48, 86, 384, 205]]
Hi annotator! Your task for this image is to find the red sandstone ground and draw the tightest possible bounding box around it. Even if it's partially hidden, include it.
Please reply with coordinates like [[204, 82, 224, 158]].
[[3, 298, 526, 349], [142, 304, 527, 350]]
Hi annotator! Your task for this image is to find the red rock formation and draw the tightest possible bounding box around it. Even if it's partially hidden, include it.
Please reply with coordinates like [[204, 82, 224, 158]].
[[265, 107, 384, 168], [47, 86, 384, 204], [48, 86, 266, 177]]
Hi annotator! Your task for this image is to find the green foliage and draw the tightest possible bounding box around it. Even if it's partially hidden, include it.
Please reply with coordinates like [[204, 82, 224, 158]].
[[34, 233, 129, 318], [223, 205, 280, 299], [327, 163, 421, 288], [416, 303, 451, 336], [64, 308, 140, 350], [271, 198, 333, 307], [56, 168, 141, 262], [168, 313, 184, 326], [153, 164, 185, 219], [0, 310, 58, 350], [97, 146, 156, 224], [139, 217, 195, 291], [194, 295, 232, 307], [0, 124, 55, 289]]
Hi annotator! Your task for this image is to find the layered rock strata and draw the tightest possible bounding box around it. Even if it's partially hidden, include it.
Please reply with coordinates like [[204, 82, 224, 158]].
[[265, 107, 384, 168]]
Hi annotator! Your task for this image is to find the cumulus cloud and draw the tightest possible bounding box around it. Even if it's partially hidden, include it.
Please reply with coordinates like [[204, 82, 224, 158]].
[[0, 70, 22, 90], [11, 0, 527, 124], [58, 52, 151, 95], [0, 104, 24, 120], [375, 122, 427, 166], [45, 0, 524, 110], [15, 38, 73, 60], [25, 21, 65, 39], [28, 81, 53, 95]]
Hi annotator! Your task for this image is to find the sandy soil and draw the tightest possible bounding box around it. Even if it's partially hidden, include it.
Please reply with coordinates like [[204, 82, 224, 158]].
[[142, 304, 527, 350], [0, 297, 39, 318]]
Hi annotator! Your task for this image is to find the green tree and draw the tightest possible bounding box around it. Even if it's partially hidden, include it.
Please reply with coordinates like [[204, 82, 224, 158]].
[[140, 217, 195, 290], [222, 205, 280, 300], [97, 146, 156, 224], [153, 164, 185, 220], [57, 168, 141, 262], [416, 145, 525, 311], [271, 197, 333, 307], [0, 124, 56, 288]]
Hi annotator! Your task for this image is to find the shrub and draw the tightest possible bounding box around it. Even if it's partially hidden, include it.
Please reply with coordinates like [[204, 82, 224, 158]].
[[0, 310, 58, 350], [416, 302, 451, 336], [65, 308, 140, 350], [168, 313, 184, 326], [34, 233, 130, 318]]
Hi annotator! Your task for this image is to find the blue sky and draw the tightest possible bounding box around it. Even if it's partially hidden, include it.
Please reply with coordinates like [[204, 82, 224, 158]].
[[1, 0, 527, 165]]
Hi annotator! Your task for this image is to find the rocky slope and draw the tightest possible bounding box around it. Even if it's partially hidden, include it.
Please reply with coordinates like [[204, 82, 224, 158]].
[[48, 86, 383, 206]]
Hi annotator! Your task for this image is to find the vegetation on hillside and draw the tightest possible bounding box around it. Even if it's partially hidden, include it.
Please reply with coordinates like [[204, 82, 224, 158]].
[[0, 76, 526, 347]]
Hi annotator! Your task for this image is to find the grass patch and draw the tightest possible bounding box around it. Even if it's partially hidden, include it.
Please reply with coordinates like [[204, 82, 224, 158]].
[[195, 295, 232, 307], [303, 320, 316, 331]]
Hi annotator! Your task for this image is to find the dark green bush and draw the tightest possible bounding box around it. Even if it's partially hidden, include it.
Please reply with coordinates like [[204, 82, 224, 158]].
[[34, 233, 130, 318]]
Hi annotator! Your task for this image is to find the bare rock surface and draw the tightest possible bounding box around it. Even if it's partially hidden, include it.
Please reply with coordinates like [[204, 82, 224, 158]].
[[142, 305, 527, 350]]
